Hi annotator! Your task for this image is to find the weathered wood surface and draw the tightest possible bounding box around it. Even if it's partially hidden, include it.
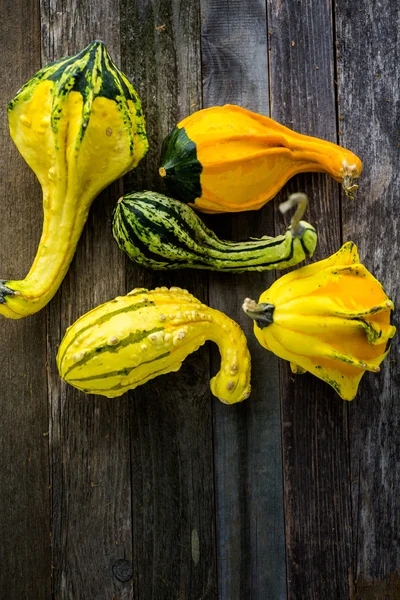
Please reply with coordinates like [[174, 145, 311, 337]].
[[336, 1, 400, 598], [0, 1, 51, 598], [200, 1, 286, 599], [0, 1, 398, 599], [267, 2, 353, 599], [42, 2, 134, 599], [122, 1, 217, 598]]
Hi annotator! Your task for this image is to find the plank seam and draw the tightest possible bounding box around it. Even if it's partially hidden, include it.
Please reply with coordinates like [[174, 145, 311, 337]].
[[265, 1, 289, 597], [333, 3, 354, 597], [197, 3, 219, 597], [39, 0, 55, 591], [331, 0, 344, 246]]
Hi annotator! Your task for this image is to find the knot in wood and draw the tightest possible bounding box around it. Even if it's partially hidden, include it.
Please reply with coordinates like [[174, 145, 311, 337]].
[[112, 559, 133, 582]]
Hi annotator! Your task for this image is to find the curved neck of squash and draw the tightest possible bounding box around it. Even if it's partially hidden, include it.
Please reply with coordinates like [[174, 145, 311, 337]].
[[205, 308, 251, 404], [284, 132, 361, 182], [0, 183, 93, 318]]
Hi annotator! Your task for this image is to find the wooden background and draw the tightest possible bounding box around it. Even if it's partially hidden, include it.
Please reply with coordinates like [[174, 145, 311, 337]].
[[0, 1, 398, 599]]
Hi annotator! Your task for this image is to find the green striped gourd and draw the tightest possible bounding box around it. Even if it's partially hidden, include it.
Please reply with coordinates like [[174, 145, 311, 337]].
[[57, 287, 251, 404], [0, 41, 148, 319], [112, 191, 317, 272]]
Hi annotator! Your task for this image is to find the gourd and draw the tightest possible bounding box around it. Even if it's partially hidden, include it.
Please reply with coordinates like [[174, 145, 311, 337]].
[[0, 41, 148, 319], [57, 286, 251, 404], [242, 242, 396, 401], [112, 191, 317, 272], [159, 104, 362, 214]]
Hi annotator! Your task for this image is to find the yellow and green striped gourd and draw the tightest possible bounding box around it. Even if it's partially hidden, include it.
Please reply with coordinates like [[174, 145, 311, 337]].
[[112, 191, 317, 272], [0, 41, 148, 319], [57, 287, 252, 404]]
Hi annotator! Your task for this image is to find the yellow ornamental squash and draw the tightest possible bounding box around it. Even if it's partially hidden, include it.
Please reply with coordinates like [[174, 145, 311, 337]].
[[159, 104, 362, 213], [0, 41, 148, 319], [242, 242, 395, 400], [57, 287, 251, 404]]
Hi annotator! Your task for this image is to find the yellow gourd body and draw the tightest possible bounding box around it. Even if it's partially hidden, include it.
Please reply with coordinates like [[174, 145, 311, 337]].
[[57, 287, 251, 404], [1, 41, 148, 319], [243, 242, 395, 400], [159, 104, 362, 213]]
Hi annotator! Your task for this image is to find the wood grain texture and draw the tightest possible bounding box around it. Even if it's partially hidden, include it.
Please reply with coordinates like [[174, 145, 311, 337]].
[[267, 1, 353, 598], [0, 2, 399, 598], [336, 1, 400, 597], [120, 1, 217, 597], [0, 2, 51, 598], [200, 2, 287, 599], [41, 2, 134, 598]]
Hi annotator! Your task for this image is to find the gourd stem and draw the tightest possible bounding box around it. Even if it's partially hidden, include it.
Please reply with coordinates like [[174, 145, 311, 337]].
[[242, 298, 275, 329], [342, 175, 359, 200], [0, 282, 17, 302], [279, 193, 308, 234]]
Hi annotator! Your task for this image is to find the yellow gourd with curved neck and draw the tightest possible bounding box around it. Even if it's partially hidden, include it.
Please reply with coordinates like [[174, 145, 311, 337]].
[[57, 287, 252, 404], [1, 41, 148, 319]]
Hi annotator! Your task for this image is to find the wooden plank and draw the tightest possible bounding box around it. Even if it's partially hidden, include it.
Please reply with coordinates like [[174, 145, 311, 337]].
[[200, 2, 287, 598], [120, 1, 217, 597], [41, 2, 134, 598], [335, 1, 400, 597], [267, 1, 353, 598], [0, 2, 51, 598]]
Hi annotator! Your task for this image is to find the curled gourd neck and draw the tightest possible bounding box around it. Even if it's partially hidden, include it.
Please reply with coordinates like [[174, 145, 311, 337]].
[[205, 307, 251, 404]]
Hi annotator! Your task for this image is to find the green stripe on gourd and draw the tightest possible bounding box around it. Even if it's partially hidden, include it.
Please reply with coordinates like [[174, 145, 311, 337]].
[[112, 191, 317, 272], [8, 40, 146, 154], [1, 41, 148, 320], [58, 297, 154, 367], [68, 351, 171, 383], [63, 325, 164, 378]]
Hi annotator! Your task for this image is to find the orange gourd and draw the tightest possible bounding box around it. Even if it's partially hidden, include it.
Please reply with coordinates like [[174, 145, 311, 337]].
[[159, 104, 362, 214]]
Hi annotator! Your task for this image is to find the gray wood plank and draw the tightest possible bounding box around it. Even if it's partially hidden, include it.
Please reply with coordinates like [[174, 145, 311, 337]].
[[0, 2, 51, 598], [41, 2, 134, 597], [267, 1, 353, 598], [335, 1, 400, 597], [200, 2, 287, 598], [120, 1, 217, 598]]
